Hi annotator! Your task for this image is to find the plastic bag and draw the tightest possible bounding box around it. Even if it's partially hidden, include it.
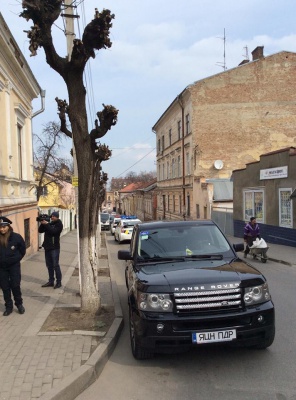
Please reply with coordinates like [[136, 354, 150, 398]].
[[250, 238, 267, 249]]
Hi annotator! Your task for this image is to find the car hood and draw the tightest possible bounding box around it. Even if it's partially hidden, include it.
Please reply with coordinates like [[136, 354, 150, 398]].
[[136, 259, 264, 292]]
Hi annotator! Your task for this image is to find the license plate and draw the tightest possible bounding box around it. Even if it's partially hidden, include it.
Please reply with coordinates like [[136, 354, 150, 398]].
[[192, 329, 236, 344]]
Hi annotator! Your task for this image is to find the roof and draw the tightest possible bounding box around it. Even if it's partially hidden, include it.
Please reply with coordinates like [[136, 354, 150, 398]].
[[119, 182, 143, 193], [205, 179, 233, 201]]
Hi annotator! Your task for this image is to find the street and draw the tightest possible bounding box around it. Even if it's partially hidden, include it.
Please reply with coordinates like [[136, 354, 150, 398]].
[[75, 232, 296, 400]]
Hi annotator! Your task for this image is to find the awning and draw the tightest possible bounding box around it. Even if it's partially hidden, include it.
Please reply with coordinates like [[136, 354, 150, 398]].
[[205, 179, 233, 201]]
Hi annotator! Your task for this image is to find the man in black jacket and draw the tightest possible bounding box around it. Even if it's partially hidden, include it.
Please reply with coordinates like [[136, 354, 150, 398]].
[[38, 211, 63, 289], [0, 216, 26, 316]]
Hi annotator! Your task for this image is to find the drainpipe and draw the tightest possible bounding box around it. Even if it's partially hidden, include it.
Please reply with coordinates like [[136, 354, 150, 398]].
[[177, 94, 186, 220], [32, 89, 46, 119]]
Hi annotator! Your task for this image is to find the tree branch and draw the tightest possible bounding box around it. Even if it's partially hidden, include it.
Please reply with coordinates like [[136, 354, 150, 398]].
[[55, 98, 72, 138]]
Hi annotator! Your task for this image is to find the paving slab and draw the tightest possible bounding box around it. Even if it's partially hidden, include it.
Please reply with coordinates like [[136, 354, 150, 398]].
[[0, 230, 123, 400]]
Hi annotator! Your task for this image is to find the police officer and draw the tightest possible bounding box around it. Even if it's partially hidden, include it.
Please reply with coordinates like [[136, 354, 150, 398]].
[[0, 217, 26, 316]]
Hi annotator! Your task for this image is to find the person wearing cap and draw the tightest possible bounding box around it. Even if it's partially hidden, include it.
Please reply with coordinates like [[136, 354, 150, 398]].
[[38, 211, 63, 289], [0, 216, 26, 316]]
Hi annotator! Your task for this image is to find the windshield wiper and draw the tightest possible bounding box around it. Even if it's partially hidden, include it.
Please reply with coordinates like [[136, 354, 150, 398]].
[[137, 256, 186, 264], [185, 254, 223, 260]]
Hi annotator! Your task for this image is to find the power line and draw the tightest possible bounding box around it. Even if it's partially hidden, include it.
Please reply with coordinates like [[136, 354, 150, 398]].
[[115, 148, 156, 178]]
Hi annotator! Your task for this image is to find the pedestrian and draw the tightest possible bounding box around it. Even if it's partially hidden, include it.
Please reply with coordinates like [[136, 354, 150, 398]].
[[0, 217, 26, 316], [38, 211, 63, 289], [243, 217, 260, 258]]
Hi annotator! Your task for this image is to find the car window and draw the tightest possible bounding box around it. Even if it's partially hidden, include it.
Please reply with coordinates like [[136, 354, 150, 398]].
[[100, 214, 110, 222], [137, 225, 231, 258]]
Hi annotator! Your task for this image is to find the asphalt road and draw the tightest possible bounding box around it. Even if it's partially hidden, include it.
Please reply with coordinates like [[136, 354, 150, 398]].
[[75, 232, 296, 400]]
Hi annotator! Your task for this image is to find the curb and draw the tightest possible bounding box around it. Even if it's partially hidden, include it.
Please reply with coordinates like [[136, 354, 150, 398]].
[[39, 234, 124, 400]]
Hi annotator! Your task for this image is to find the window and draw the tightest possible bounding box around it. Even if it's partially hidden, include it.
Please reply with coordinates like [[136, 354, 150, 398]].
[[177, 155, 181, 177], [185, 114, 190, 135], [196, 204, 200, 219], [173, 195, 175, 212], [186, 152, 190, 175], [161, 135, 165, 151], [179, 195, 182, 214], [41, 186, 48, 196], [17, 124, 23, 180], [187, 195, 190, 216], [172, 158, 176, 178], [243, 190, 264, 222], [158, 138, 161, 153], [162, 163, 165, 181], [177, 120, 181, 140], [24, 218, 30, 248], [169, 129, 172, 146], [167, 161, 170, 179], [279, 189, 292, 227]]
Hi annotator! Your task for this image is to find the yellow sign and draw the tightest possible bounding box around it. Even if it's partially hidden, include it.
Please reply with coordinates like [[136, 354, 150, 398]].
[[72, 176, 78, 187]]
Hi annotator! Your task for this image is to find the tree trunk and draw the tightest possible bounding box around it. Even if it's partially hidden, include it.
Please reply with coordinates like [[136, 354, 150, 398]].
[[66, 71, 101, 313]]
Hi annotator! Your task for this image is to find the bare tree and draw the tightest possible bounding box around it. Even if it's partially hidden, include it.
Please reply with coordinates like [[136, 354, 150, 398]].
[[34, 121, 72, 201], [21, 1, 118, 312]]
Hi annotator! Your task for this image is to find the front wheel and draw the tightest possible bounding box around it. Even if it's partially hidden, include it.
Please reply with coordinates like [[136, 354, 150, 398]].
[[129, 307, 154, 360]]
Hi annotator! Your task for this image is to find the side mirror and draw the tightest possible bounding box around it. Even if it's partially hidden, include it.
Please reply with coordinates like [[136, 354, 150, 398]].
[[118, 250, 132, 261]]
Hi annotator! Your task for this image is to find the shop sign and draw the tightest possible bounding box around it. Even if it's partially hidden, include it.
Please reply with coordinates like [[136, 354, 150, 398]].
[[260, 166, 288, 180]]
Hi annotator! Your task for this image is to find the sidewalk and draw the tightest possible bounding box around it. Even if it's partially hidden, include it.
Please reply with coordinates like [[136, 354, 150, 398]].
[[227, 235, 296, 267], [0, 230, 123, 400]]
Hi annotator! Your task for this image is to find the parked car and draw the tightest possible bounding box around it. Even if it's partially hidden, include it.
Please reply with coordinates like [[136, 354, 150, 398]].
[[114, 216, 141, 243], [100, 213, 110, 231], [111, 216, 121, 235], [118, 220, 275, 359]]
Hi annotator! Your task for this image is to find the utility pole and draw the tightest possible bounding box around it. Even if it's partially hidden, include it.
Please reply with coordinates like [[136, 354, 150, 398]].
[[62, 0, 81, 287]]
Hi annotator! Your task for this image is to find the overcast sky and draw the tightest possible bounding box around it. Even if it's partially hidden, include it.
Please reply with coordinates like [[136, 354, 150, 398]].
[[2, 0, 296, 181]]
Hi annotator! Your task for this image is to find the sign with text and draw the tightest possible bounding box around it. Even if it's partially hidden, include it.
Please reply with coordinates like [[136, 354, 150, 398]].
[[72, 176, 78, 187], [260, 166, 288, 180]]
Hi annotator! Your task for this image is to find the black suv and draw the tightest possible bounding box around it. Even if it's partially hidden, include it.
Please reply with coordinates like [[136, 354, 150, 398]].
[[118, 220, 275, 359]]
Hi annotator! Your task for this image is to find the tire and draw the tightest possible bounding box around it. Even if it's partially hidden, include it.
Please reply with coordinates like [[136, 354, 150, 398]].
[[261, 258, 267, 263], [129, 307, 154, 360]]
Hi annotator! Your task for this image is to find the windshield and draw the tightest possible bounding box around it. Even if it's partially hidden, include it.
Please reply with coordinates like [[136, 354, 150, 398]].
[[100, 214, 110, 222], [137, 225, 232, 259]]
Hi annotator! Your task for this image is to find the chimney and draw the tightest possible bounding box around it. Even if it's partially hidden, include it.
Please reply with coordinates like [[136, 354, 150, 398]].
[[251, 46, 264, 61]]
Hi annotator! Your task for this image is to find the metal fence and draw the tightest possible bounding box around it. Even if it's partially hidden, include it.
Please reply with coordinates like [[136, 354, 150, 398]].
[[211, 207, 234, 236]]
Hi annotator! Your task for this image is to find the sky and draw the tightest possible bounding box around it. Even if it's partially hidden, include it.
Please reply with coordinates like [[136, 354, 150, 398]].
[[2, 0, 296, 183]]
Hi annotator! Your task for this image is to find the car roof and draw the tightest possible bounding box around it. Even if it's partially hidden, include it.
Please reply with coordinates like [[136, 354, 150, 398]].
[[137, 220, 216, 231]]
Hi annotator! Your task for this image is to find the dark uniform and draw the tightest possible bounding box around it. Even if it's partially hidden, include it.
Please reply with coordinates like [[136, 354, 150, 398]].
[[0, 217, 26, 315], [38, 213, 63, 288]]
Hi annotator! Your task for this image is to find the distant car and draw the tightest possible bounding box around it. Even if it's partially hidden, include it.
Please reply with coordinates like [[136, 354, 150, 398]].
[[114, 217, 141, 243], [111, 216, 121, 235], [118, 220, 275, 359], [100, 213, 110, 231]]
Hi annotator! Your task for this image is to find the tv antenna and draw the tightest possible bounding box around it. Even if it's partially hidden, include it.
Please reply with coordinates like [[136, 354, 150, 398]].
[[243, 45, 249, 61], [216, 28, 227, 71]]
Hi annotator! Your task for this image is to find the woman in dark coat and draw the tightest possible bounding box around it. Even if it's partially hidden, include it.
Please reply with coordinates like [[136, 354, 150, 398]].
[[0, 217, 26, 316]]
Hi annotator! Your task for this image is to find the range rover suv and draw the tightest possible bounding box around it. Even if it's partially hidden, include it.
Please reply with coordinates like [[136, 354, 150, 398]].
[[118, 220, 275, 359]]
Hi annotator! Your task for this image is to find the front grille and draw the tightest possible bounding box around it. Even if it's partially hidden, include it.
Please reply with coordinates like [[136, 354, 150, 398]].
[[174, 288, 242, 313]]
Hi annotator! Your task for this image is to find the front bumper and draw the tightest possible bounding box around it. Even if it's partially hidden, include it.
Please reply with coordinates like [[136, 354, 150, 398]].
[[131, 301, 275, 351]]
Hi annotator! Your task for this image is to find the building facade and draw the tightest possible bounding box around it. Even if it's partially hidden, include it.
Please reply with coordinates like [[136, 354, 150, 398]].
[[152, 46, 296, 222], [233, 147, 296, 247], [0, 13, 43, 255]]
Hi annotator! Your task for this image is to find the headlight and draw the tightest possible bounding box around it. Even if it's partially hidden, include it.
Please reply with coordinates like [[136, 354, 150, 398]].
[[138, 293, 173, 312], [244, 283, 271, 306]]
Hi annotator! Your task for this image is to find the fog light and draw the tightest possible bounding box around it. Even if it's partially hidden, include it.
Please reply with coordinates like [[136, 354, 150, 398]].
[[156, 323, 165, 333], [257, 315, 264, 323]]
